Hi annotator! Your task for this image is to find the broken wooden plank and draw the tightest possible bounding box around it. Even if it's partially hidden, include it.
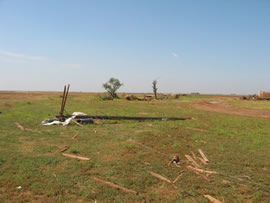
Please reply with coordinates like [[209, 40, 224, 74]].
[[191, 151, 197, 160], [187, 166, 213, 182], [173, 173, 183, 184], [16, 122, 24, 131], [62, 153, 90, 160], [149, 171, 172, 183], [91, 177, 137, 194], [185, 155, 201, 168], [174, 162, 181, 168], [59, 146, 70, 152], [198, 149, 209, 163], [198, 157, 208, 165], [71, 119, 83, 127], [204, 195, 222, 203], [187, 166, 217, 175], [72, 133, 79, 140]]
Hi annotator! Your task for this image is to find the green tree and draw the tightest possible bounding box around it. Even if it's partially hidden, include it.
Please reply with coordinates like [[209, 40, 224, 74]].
[[103, 78, 123, 99]]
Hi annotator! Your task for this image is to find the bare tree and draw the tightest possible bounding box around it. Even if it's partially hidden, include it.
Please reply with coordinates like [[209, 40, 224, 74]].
[[152, 80, 158, 99]]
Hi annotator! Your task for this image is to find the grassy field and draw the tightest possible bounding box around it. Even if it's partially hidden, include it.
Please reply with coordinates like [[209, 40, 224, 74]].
[[0, 92, 270, 202]]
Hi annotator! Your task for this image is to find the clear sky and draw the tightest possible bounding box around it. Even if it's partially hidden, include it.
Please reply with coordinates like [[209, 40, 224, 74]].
[[0, 0, 269, 94]]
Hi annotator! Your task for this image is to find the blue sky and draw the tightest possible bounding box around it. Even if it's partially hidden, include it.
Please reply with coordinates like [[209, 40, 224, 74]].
[[0, 0, 269, 94]]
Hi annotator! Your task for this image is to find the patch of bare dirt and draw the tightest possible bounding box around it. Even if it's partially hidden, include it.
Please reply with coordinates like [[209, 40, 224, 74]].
[[193, 100, 270, 118], [0, 103, 13, 107]]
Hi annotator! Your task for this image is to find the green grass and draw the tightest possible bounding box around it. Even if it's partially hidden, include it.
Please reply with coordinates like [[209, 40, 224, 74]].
[[0, 92, 270, 202], [225, 99, 270, 111]]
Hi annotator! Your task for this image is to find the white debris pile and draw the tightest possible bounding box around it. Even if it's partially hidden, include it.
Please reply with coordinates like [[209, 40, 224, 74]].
[[41, 112, 87, 126]]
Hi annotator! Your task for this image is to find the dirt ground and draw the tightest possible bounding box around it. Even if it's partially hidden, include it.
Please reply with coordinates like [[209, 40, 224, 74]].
[[193, 100, 270, 119]]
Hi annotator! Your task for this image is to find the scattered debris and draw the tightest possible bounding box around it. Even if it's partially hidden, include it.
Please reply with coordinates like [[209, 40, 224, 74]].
[[59, 146, 70, 153], [77, 118, 94, 124], [222, 179, 231, 184], [185, 155, 201, 168], [208, 101, 220, 104], [187, 166, 217, 175], [71, 119, 83, 127], [198, 157, 208, 165], [204, 195, 222, 203], [72, 133, 79, 140], [41, 118, 71, 126], [144, 95, 154, 100], [201, 140, 207, 144], [43, 85, 192, 126], [168, 155, 180, 166], [239, 92, 270, 101], [240, 96, 247, 100], [16, 122, 25, 131], [173, 172, 184, 184], [91, 177, 137, 194], [173, 162, 181, 168], [198, 149, 209, 163], [238, 175, 251, 180], [61, 114, 192, 121], [16, 122, 41, 133], [187, 166, 213, 182], [171, 94, 180, 99], [125, 94, 139, 101], [149, 171, 172, 184], [191, 151, 197, 160], [257, 91, 270, 100], [62, 153, 90, 161], [42, 112, 88, 126]]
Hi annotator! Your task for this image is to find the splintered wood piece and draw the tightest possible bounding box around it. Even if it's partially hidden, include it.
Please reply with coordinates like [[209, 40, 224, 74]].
[[204, 195, 222, 203], [59, 146, 70, 152], [149, 171, 172, 183], [71, 119, 82, 127], [173, 173, 183, 183], [174, 162, 181, 168], [187, 166, 213, 182], [191, 151, 197, 160], [198, 149, 209, 163], [185, 155, 201, 168], [91, 177, 137, 194], [198, 157, 208, 165], [72, 133, 79, 140], [16, 122, 24, 131], [187, 166, 217, 174], [62, 153, 90, 160]]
